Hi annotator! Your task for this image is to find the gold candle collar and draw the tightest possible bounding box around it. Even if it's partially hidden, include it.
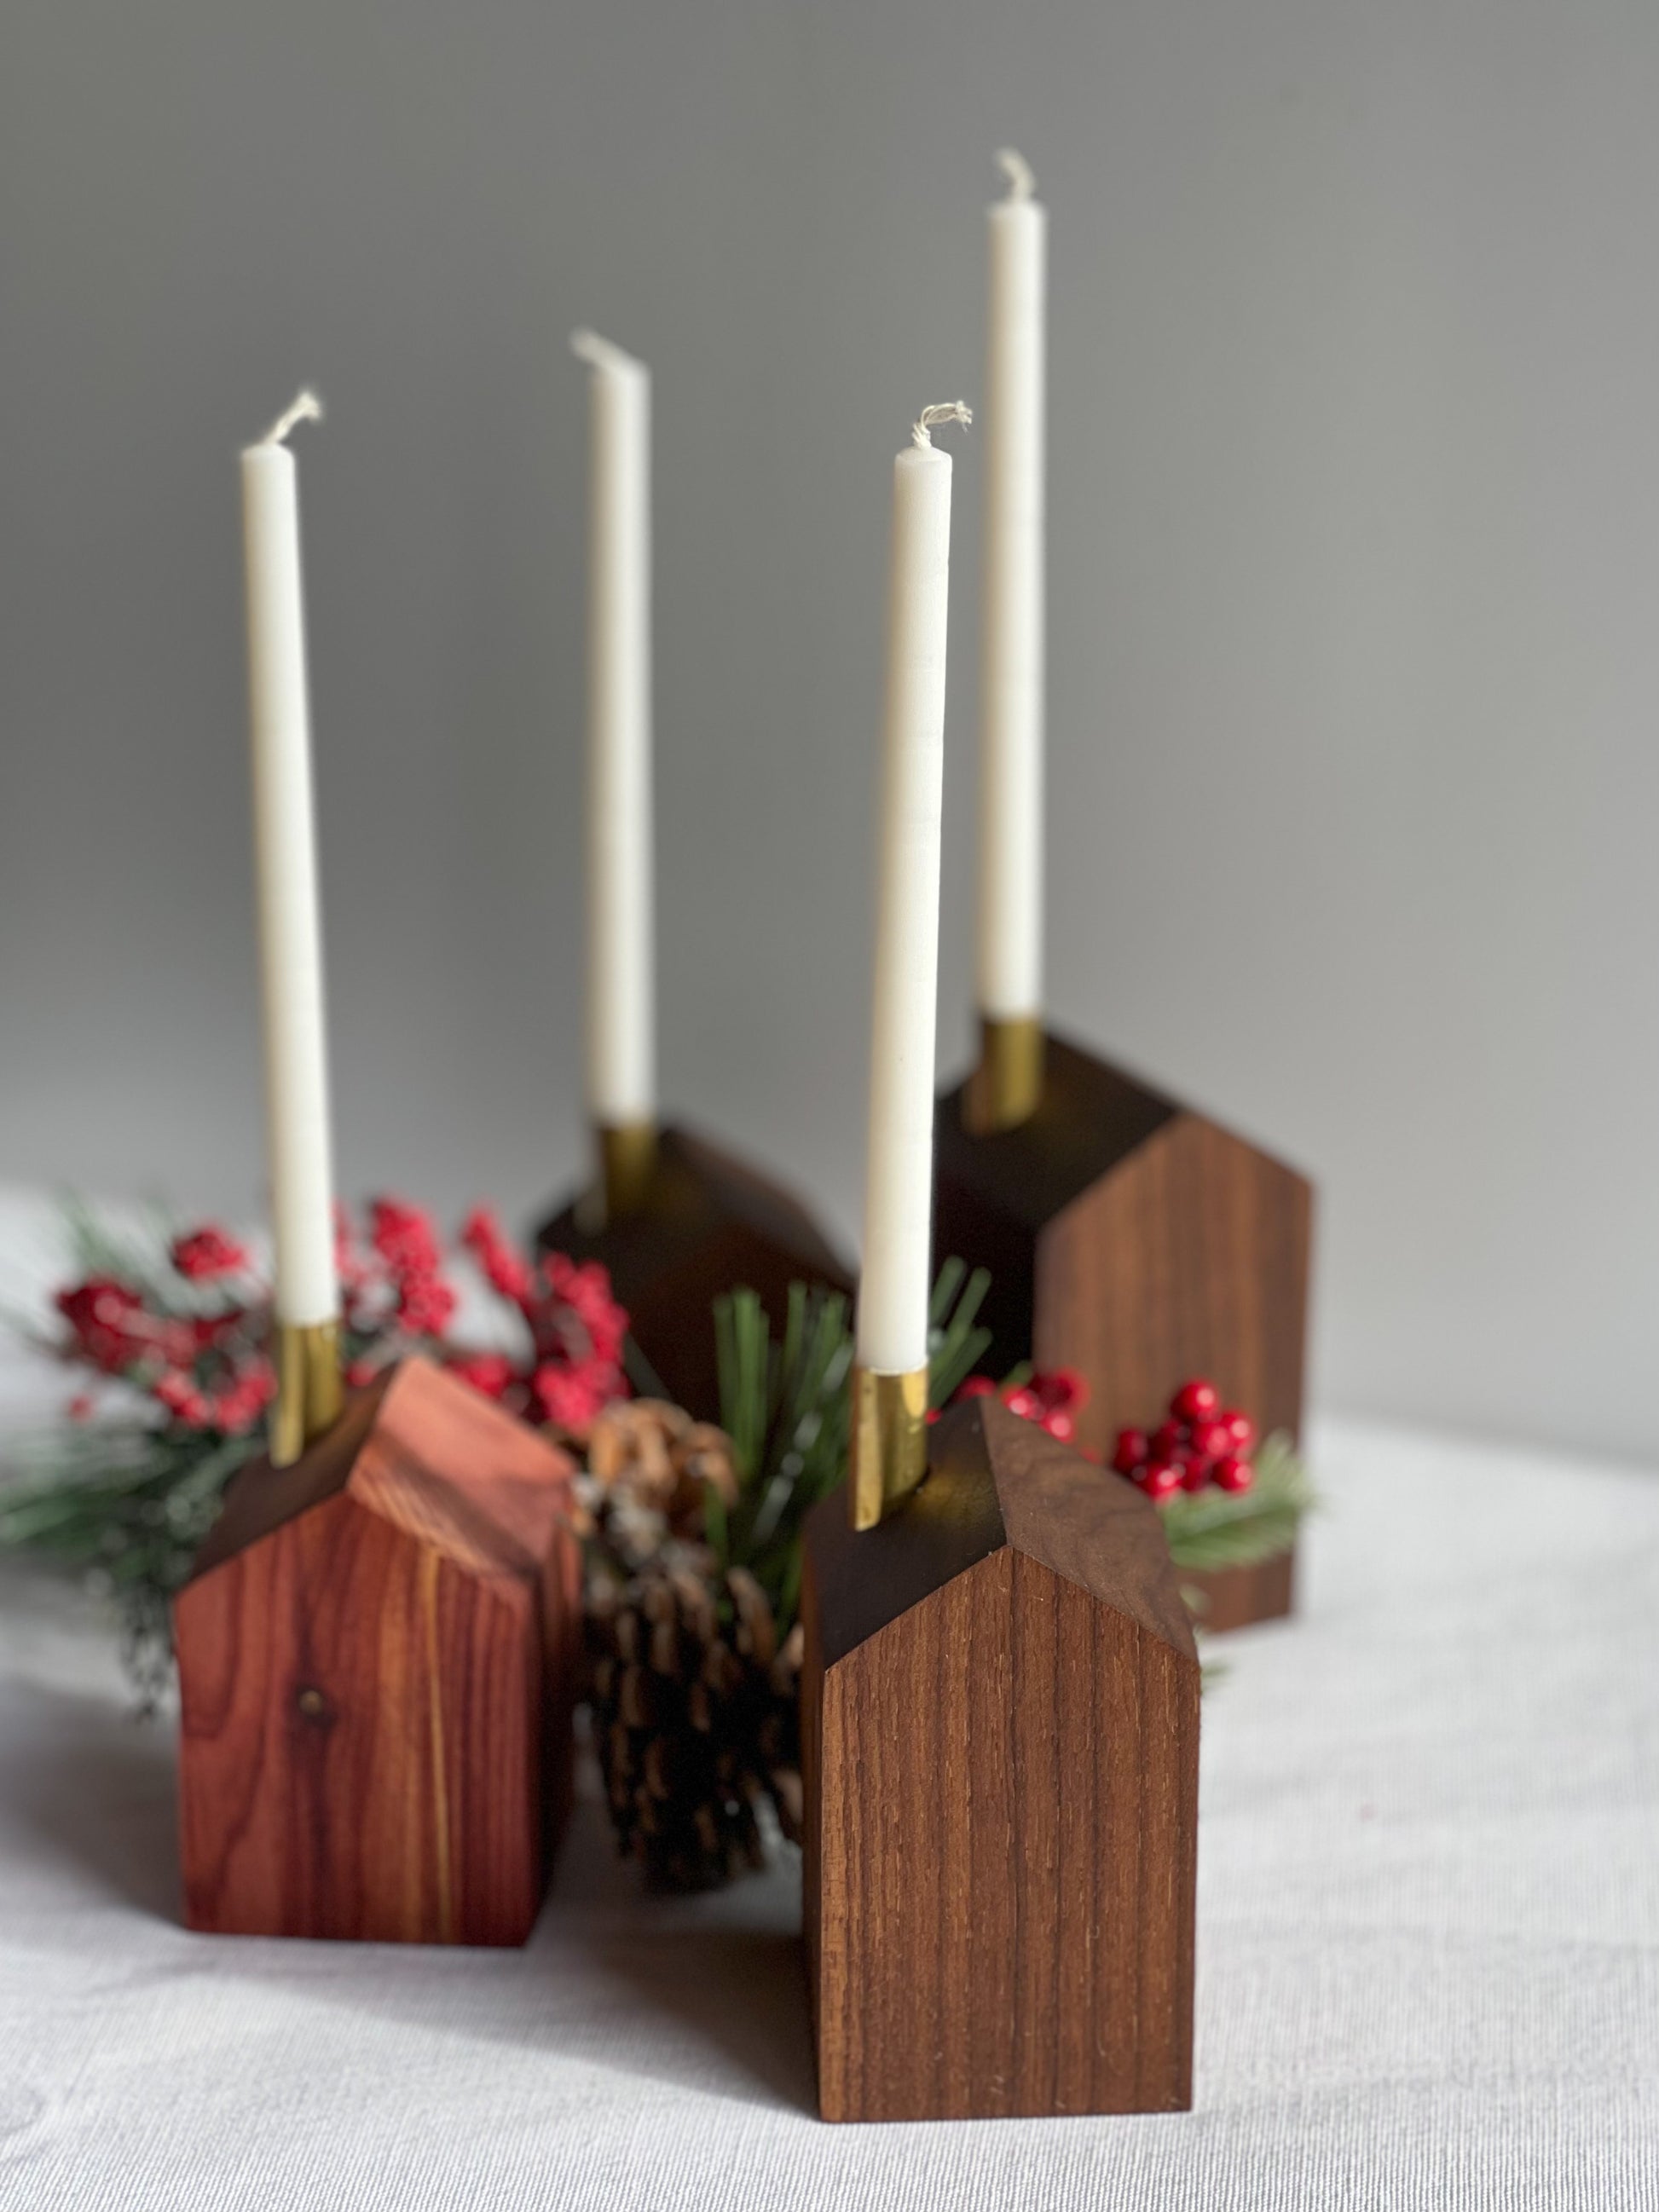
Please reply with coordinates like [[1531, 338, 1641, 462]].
[[269, 1319, 344, 1469], [848, 1364, 929, 1531], [963, 1014, 1043, 1135], [579, 1118, 659, 1232]]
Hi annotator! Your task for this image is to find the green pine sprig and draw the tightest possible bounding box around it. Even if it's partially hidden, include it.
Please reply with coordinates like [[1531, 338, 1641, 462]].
[[1159, 1431, 1311, 1574], [0, 1418, 258, 1709], [710, 1261, 993, 1635]]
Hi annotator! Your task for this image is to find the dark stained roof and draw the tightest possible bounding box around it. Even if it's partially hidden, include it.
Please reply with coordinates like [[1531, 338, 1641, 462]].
[[807, 1395, 1197, 1670]]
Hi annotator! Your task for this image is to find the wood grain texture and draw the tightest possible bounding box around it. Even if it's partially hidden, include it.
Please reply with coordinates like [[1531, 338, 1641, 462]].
[[934, 1029, 1314, 1468], [802, 1399, 1199, 2122], [1182, 1546, 1295, 1634], [175, 1355, 581, 1946], [1038, 1114, 1311, 1461], [537, 1123, 853, 1419]]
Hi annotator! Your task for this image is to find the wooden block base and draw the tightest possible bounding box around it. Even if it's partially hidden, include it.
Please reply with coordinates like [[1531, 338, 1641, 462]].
[[934, 1028, 1315, 1464], [1181, 1544, 1295, 1634], [174, 1355, 581, 1945], [537, 1123, 853, 1420], [801, 1398, 1199, 2122]]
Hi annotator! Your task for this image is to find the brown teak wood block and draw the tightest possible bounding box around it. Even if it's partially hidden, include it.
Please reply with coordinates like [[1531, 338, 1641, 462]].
[[801, 1397, 1200, 2122], [537, 1123, 853, 1420], [175, 1354, 581, 1946], [934, 1030, 1314, 1462]]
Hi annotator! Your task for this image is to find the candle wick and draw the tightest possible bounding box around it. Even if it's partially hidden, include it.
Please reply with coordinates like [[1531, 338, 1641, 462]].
[[571, 327, 645, 376], [259, 389, 323, 448], [995, 147, 1036, 202], [912, 401, 973, 450]]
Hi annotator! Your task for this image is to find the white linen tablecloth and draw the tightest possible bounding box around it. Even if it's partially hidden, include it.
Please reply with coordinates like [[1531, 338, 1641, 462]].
[[1, 1195, 1656, 2209]]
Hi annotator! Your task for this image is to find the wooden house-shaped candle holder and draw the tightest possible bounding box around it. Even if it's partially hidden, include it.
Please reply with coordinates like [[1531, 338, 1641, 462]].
[[538, 1124, 853, 1420], [934, 1031, 1314, 1629], [801, 1396, 1199, 2122], [175, 1355, 582, 1947]]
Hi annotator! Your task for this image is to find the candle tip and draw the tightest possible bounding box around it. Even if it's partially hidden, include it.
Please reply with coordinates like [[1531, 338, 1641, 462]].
[[259, 389, 323, 448], [911, 401, 973, 450], [570, 327, 645, 377], [995, 147, 1036, 201]]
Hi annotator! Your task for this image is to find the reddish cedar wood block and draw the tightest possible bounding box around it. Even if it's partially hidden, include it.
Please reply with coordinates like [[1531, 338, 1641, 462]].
[[801, 1397, 1199, 2123], [174, 1355, 581, 1946], [537, 1124, 853, 1420], [934, 1031, 1312, 1632]]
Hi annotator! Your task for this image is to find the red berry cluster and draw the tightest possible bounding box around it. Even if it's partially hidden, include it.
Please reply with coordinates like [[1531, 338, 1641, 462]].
[[171, 1226, 251, 1284], [337, 1198, 460, 1360], [1111, 1378, 1255, 1506], [52, 1199, 633, 1448], [56, 1233, 271, 1435], [944, 1367, 1088, 1442], [459, 1209, 629, 1435]]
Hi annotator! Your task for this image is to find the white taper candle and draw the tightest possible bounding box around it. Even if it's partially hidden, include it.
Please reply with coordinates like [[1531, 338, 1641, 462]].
[[572, 329, 655, 1130], [241, 390, 338, 1329], [976, 148, 1047, 1022], [856, 401, 970, 1377]]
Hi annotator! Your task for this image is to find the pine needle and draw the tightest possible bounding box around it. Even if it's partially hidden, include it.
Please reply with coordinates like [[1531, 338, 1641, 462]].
[[1161, 1433, 1312, 1573], [713, 1261, 994, 1632], [927, 1266, 993, 1407]]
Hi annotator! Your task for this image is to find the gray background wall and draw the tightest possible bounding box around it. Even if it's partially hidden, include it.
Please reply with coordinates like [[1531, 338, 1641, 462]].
[[3, 0, 1656, 1459]]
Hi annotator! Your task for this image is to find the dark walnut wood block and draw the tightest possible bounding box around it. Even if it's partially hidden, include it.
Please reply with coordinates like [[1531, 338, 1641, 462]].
[[935, 1031, 1314, 1458], [935, 1029, 1312, 1635], [537, 1123, 853, 1420], [175, 1355, 581, 1946], [1180, 1550, 1296, 1634], [801, 1397, 1200, 2123]]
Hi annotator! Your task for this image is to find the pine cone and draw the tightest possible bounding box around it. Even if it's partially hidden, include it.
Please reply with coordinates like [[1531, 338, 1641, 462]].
[[582, 1396, 803, 1890], [582, 1399, 738, 1571], [586, 1560, 803, 1891], [583, 1389, 805, 1893]]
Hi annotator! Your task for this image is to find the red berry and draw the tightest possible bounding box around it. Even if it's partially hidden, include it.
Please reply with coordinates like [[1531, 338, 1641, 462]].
[[1111, 1427, 1148, 1475], [1220, 1407, 1255, 1451], [1003, 1387, 1041, 1422], [1042, 1410, 1076, 1443], [1152, 1419, 1185, 1459], [170, 1225, 250, 1282], [954, 1375, 997, 1401], [1190, 1418, 1232, 1461], [460, 1205, 535, 1306], [397, 1272, 458, 1338], [153, 1372, 211, 1429], [448, 1351, 515, 1402], [1171, 1379, 1219, 1422], [1213, 1454, 1254, 1494], [56, 1277, 147, 1375], [1179, 1451, 1212, 1493], [369, 1196, 444, 1278], [1031, 1367, 1086, 1416], [1142, 1458, 1183, 1503]]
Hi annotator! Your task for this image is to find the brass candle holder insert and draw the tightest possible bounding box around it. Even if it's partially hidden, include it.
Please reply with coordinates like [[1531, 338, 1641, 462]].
[[847, 1364, 929, 1531], [577, 1118, 660, 1232], [963, 1013, 1043, 1135], [269, 1318, 344, 1468]]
